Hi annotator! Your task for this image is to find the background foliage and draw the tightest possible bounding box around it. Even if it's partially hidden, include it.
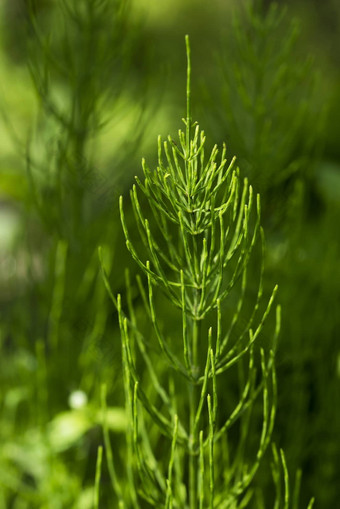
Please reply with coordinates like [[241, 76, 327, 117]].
[[0, 0, 339, 507]]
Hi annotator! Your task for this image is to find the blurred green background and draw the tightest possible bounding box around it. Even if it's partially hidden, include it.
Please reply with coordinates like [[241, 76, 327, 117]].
[[0, 0, 339, 507]]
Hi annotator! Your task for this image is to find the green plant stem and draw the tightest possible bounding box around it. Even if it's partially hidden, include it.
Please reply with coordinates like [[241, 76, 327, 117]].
[[192, 327, 198, 378], [185, 34, 191, 154], [189, 310, 200, 508], [189, 382, 197, 509], [94, 446, 103, 509], [186, 35, 200, 504]]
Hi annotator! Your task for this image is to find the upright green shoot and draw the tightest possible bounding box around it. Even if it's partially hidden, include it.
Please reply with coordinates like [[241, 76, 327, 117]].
[[101, 35, 314, 507]]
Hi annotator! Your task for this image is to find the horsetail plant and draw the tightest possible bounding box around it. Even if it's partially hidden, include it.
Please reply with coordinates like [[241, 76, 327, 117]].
[[100, 36, 313, 507], [211, 0, 322, 231]]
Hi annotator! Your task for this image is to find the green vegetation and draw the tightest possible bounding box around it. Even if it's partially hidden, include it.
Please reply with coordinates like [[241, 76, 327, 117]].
[[0, 0, 339, 507]]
